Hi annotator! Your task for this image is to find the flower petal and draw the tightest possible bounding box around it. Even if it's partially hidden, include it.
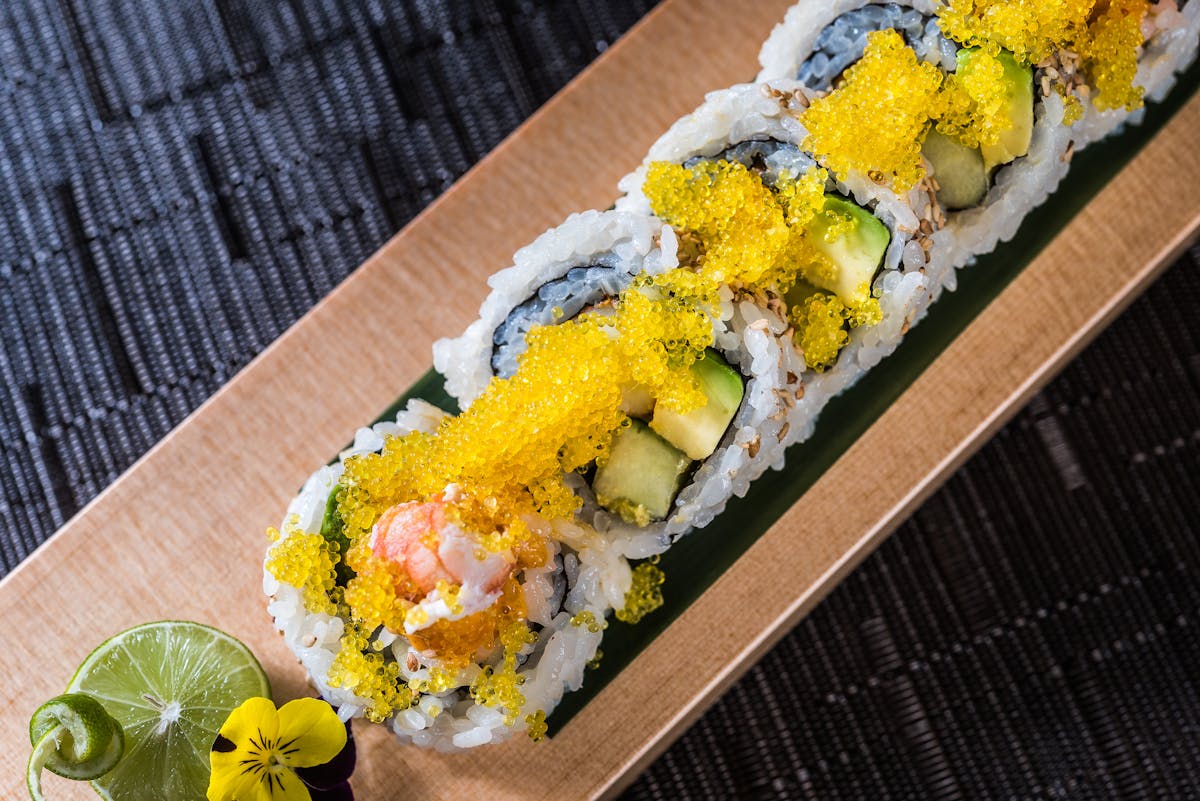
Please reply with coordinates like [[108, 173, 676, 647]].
[[294, 723, 355, 788], [275, 699, 348, 768], [208, 749, 265, 801], [257, 768, 313, 801], [219, 697, 280, 748]]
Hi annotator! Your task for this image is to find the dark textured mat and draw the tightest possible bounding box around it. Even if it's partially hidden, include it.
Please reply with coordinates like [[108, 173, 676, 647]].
[[0, 2, 1196, 799]]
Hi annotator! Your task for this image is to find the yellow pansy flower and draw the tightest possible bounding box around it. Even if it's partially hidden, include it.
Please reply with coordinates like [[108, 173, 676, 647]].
[[208, 697, 353, 801]]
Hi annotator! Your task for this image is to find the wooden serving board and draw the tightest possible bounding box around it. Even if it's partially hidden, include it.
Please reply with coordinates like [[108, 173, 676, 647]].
[[4, 1, 1198, 799]]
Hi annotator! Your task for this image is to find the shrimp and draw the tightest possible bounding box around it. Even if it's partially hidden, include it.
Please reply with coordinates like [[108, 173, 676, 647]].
[[369, 497, 513, 599]]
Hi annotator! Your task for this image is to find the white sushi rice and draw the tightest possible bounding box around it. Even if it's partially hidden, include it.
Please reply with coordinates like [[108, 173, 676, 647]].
[[433, 209, 678, 408], [264, 399, 628, 751]]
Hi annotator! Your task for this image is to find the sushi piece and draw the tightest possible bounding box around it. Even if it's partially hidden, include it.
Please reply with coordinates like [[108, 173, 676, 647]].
[[264, 400, 627, 750], [757, 1, 1076, 288], [434, 210, 679, 407], [577, 301, 796, 551], [617, 80, 928, 448], [435, 209, 795, 556]]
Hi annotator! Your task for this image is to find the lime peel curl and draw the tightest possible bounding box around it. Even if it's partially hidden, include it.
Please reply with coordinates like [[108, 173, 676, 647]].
[[27, 693, 125, 801]]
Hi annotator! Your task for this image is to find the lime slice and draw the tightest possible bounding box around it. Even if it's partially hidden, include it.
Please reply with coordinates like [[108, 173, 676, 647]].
[[65, 621, 270, 801]]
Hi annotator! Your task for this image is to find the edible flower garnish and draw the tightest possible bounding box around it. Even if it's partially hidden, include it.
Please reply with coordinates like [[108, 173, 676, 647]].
[[208, 697, 354, 801]]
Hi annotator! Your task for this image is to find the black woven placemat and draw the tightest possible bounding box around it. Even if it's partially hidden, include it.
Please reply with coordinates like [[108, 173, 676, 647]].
[[1, 2, 1196, 798]]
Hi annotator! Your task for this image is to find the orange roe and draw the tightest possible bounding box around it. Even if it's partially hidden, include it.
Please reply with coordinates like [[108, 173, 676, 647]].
[[265, 518, 339, 616], [800, 30, 946, 192], [642, 160, 833, 293], [938, 0, 1095, 64], [614, 563, 666, 624], [1083, 0, 1149, 111]]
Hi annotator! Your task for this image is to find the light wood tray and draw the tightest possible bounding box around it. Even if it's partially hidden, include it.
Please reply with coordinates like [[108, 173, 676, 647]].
[[4, 1, 1198, 798]]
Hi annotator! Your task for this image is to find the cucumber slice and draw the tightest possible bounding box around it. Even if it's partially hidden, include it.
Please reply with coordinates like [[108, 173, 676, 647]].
[[923, 130, 989, 210], [957, 48, 1035, 172], [805, 195, 890, 308], [594, 419, 692, 526], [650, 350, 744, 460]]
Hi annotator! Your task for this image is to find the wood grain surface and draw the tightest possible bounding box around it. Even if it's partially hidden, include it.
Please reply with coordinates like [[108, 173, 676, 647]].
[[4, 0, 1198, 799]]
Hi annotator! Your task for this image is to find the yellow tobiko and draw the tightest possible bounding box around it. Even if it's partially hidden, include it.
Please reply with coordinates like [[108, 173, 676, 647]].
[[800, 29, 946, 192], [1083, 0, 1149, 112]]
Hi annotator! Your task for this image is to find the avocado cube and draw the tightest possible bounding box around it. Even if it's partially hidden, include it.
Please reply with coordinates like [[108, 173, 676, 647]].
[[956, 48, 1035, 172], [805, 195, 890, 308], [650, 350, 745, 460]]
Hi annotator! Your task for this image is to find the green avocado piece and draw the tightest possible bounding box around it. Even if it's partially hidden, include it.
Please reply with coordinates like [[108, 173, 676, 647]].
[[957, 48, 1035, 172], [805, 195, 890, 308], [594, 419, 692, 526], [923, 129, 989, 210], [650, 349, 744, 460]]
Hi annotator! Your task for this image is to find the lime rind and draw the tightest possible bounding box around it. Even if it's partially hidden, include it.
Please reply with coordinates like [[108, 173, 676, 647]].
[[27, 693, 126, 801], [66, 620, 269, 693]]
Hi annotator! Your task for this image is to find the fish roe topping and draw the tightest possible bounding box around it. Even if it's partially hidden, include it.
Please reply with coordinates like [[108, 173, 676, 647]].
[[335, 269, 717, 571], [645, 160, 791, 287], [643, 159, 834, 294], [939, 0, 1149, 112], [469, 618, 539, 725], [938, 0, 1094, 65], [938, 49, 1018, 149], [570, 610, 607, 633], [800, 30, 946, 192], [788, 287, 883, 372], [524, 710, 548, 742], [266, 518, 340, 616], [340, 542, 413, 632], [1083, 0, 1149, 111], [614, 563, 666, 624], [296, 265, 717, 711], [326, 627, 413, 723]]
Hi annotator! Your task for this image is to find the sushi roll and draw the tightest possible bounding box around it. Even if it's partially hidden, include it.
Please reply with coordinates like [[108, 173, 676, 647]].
[[435, 209, 795, 555], [758, 1, 1076, 287], [617, 80, 928, 448], [264, 400, 624, 750]]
